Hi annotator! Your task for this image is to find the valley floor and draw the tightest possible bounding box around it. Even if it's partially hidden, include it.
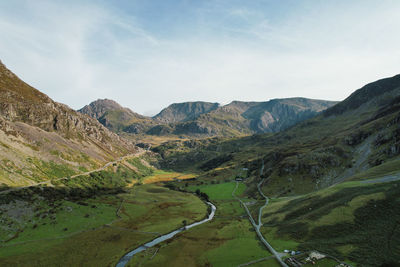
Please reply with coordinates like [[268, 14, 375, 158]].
[[0, 184, 207, 266], [1, 159, 399, 267]]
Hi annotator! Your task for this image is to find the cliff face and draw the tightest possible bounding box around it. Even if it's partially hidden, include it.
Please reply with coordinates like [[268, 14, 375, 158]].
[[201, 98, 338, 134], [0, 60, 137, 186], [151, 98, 338, 136], [153, 102, 220, 123]]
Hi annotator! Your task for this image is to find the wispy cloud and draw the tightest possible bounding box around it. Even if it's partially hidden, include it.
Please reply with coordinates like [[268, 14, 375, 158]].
[[0, 0, 399, 115]]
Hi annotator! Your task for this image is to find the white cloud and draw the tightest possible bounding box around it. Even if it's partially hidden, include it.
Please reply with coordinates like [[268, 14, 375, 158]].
[[0, 1, 399, 115]]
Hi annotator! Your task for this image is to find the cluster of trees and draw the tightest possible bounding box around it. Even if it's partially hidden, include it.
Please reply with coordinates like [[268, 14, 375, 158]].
[[164, 182, 209, 202], [195, 189, 209, 201]]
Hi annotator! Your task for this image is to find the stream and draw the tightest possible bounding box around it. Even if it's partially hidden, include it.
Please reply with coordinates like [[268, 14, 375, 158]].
[[116, 202, 216, 267]]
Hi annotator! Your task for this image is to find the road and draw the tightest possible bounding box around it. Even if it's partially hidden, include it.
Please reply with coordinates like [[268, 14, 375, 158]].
[[232, 159, 288, 267], [0, 149, 146, 195], [361, 172, 400, 184]]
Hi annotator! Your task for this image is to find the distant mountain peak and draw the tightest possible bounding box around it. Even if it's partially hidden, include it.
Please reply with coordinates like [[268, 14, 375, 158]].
[[153, 101, 220, 123], [79, 98, 152, 133], [79, 98, 134, 119]]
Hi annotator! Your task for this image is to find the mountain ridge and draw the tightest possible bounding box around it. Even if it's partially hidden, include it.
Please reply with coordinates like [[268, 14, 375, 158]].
[[154, 72, 400, 195], [80, 97, 337, 137]]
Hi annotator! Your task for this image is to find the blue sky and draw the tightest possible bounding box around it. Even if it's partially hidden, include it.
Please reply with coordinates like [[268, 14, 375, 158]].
[[1, 0, 399, 115]]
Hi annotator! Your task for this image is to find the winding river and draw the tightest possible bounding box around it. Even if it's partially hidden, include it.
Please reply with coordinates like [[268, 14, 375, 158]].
[[116, 202, 216, 267]]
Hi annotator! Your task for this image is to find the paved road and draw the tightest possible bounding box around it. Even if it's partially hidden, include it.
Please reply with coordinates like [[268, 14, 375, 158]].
[[232, 160, 288, 267], [0, 149, 146, 195], [361, 173, 400, 184]]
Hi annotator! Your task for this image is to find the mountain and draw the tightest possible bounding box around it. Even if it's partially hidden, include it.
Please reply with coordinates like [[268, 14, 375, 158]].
[[153, 101, 220, 123], [155, 73, 400, 192], [152, 74, 400, 266], [324, 74, 400, 116], [178, 98, 337, 135], [81, 98, 337, 138], [0, 60, 137, 187], [78, 99, 155, 133]]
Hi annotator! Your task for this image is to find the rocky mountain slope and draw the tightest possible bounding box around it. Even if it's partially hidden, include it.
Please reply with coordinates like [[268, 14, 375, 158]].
[[81, 98, 337, 138], [186, 98, 337, 135], [155, 74, 400, 194], [0, 60, 137, 187], [78, 99, 155, 133], [152, 73, 400, 266], [153, 101, 220, 123]]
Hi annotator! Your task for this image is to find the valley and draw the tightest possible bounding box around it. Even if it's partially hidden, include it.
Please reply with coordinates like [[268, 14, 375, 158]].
[[0, 60, 399, 267]]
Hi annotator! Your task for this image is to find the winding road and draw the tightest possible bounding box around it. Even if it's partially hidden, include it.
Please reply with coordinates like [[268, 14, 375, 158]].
[[233, 160, 288, 267]]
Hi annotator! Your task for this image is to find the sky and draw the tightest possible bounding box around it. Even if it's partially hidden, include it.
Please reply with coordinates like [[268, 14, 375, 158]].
[[1, 0, 399, 115]]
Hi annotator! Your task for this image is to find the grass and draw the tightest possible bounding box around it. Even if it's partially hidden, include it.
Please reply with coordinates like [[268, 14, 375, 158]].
[[188, 182, 245, 200], [3, 199, 117, 245], [125, 181, 273, 267], [302, 258, 340, 267], [204, 219, 271, 266], [143, 170, 195, 184], [251, 257, 281, 267], [0, 184, 207, 267], [261, 228, 299, 252], [114, 185, 207, 233], [30, 159, 77, 181], [59, 160, 155, 189], [260, 180, 400, 266], [349, 157, 400, 181], [126, 157, 154, 177], [128, 218, 271, 267]]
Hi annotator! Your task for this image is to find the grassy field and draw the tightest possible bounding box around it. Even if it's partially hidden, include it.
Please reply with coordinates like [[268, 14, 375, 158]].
[[302, 258, 340, 267], [187, 182, 246, 200], [260, 180, 400, 266], [0, 184, 207, 266], [143, 170, 196, 184], [126, 182, 275, 266], [349, 157, 400, 181]]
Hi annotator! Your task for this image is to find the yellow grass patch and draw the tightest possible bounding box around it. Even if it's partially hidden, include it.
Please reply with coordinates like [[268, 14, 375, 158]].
[[143, 171, 196, 184]]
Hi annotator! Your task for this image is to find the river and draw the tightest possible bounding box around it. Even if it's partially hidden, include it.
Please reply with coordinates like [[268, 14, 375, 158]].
[[116, 202, 216, 267]]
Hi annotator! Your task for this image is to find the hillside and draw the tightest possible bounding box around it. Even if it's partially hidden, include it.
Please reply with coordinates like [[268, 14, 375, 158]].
[[0, 60, 137, 187], [155, 74, 400, 194], [155, 74, 400, 266]]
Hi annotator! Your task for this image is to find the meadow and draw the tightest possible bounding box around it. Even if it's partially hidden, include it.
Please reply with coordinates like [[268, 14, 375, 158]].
[[0, 184, 207, 266], [127, 181, 280, 267], [260, 179, 400, 266]]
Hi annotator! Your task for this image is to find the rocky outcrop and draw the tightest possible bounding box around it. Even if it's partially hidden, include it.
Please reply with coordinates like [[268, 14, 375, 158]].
[[79, 99, 144, 121], [79, 99, 155, 133], [153, 101, 220, 123]]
